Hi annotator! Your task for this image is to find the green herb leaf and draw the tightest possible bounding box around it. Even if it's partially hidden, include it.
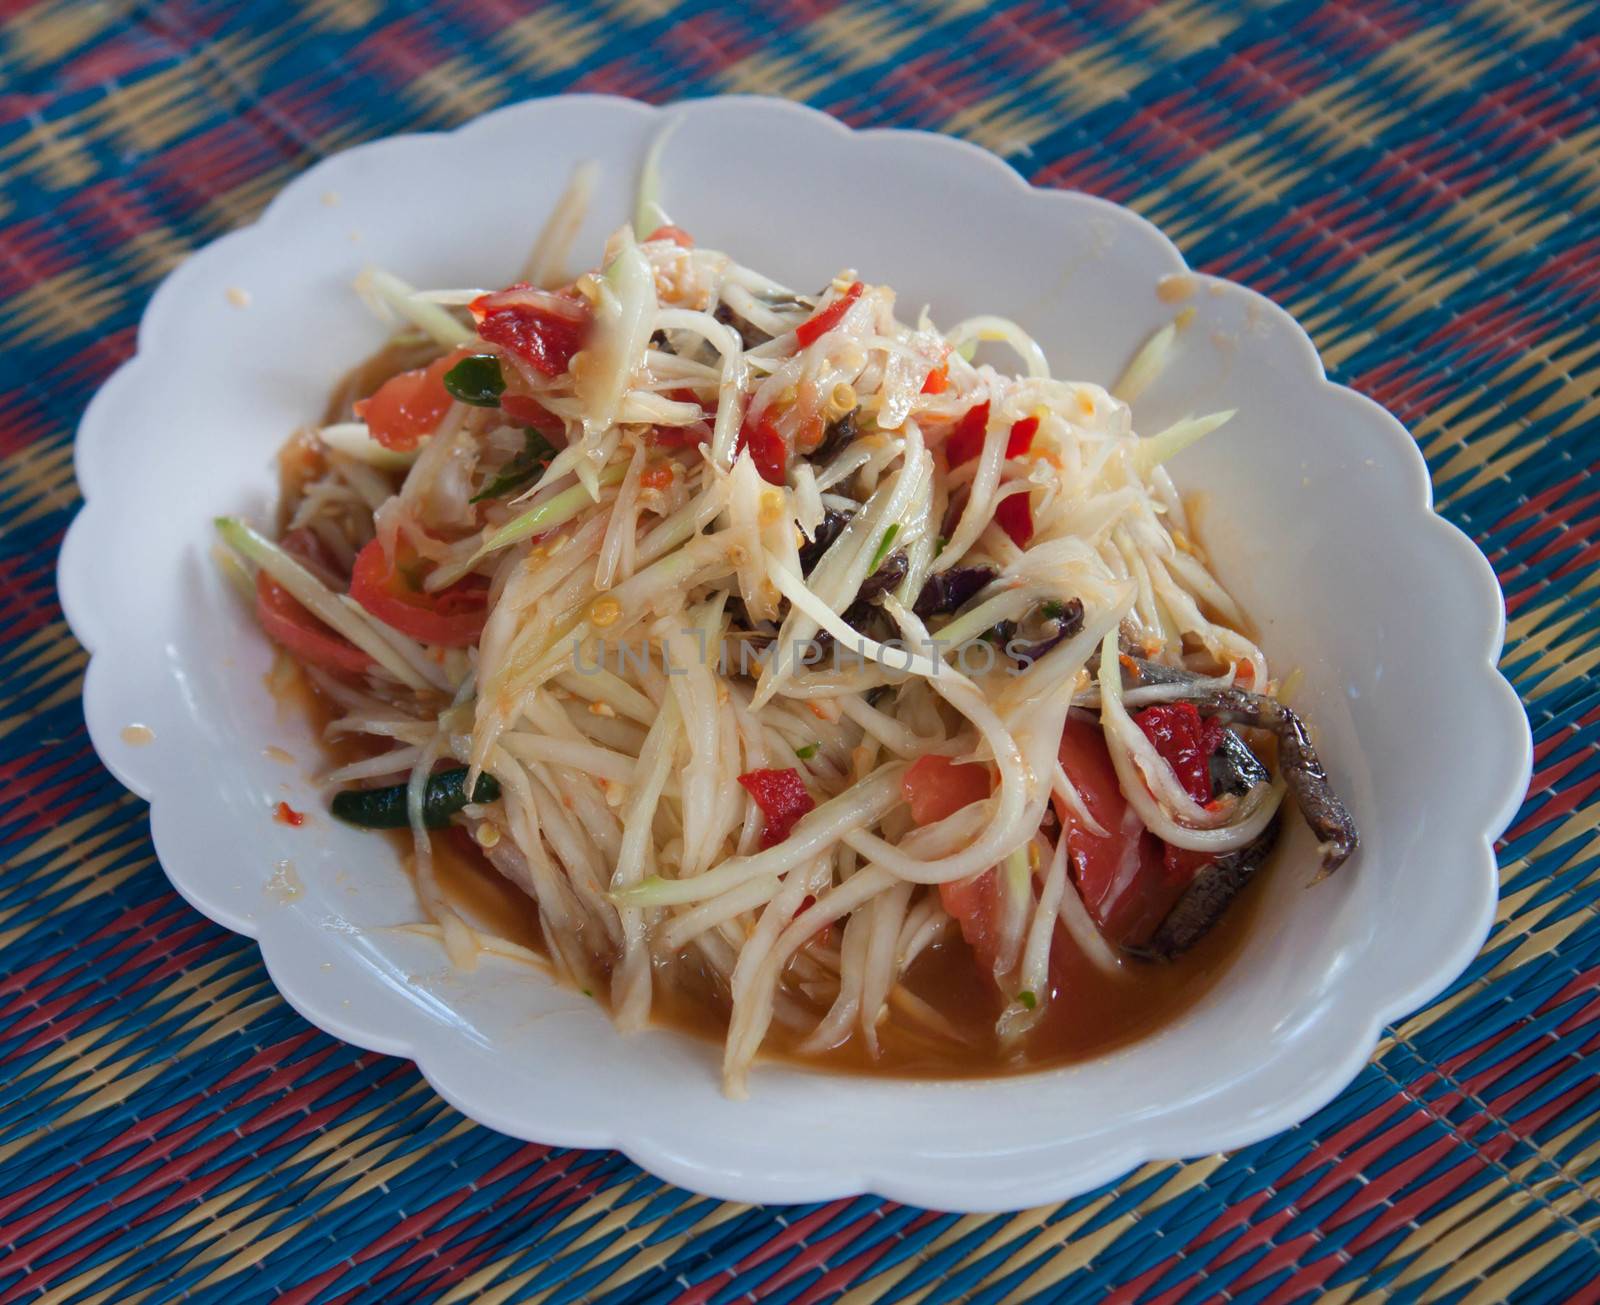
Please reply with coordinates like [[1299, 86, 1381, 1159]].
[[794, 743, 819, 760], [471, 429, 556, 503], [869, 523, 900, 574], [444, 353, 506, 407], [1041, 600, 1066, 620], [1017, 989, 1036, 1010], [934, 534, 948, 557]]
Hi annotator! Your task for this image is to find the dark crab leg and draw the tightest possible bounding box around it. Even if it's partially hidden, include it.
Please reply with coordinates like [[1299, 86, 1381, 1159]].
[[1112, 657, 1360, 877], [1127, 815, 1281, 961], [1183, 686, 1358, 878]]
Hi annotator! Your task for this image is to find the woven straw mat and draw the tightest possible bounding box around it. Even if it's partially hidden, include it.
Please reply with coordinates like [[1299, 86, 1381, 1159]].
[[1, 1, 1597, 1302]]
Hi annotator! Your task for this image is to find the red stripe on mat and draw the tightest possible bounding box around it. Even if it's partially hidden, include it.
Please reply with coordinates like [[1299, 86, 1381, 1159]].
[[1, 1052, 404, 1280], [1116, 966, 1600, 1299], [669, 1202, 853, 1305], [791, 1211, 944, 1305], [375, 1151, 618, 1299]]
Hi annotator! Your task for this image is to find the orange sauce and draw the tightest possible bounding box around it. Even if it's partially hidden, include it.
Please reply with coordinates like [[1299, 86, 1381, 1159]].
[[278, 666, 1264, 1077], [427, 828, 544, 954], [421, 792, 1264, 1078]]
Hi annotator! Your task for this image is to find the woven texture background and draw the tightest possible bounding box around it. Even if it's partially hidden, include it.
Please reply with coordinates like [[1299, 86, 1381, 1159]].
[[3, 0, 1598, 1300]]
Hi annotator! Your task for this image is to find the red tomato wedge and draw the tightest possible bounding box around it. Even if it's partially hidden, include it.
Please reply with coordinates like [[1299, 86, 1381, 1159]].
[[256, 572, 373, 675], [939, 866, 1008, 978], [795, 281, 864, 347], [903, 754, 992, 824], [349, 539, 489, 647], [733, 413, 788, 486], [499, 392, 563, 437], [1053, 717, 1181, 947], [738, 768, 816, 847], [356, 350, 466, 451], [903, 755, 1007, 972], [470, 284, 591, 377], [253, 530, 372, 675]]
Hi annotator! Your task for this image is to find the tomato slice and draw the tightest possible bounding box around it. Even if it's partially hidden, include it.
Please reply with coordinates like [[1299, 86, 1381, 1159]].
[[733, 413, 788, 486], [470, 283, 591, 377], [903, 754, 992, 825], [648, 425, 700, 450], [1053, 717, 1180, 947], [795, 281, 864, 347], [349, 538, 489, 647], [255, 571, 373, 675], [901, 755, 1008, 973], [737, 768, 816, 847], [939, 866, 1008, 978], [499, 392, 563, 437], [356, 350, 465, 451]]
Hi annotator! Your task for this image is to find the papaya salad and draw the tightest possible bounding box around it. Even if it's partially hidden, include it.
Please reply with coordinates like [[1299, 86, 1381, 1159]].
[[216, 162, 1358, 1095]]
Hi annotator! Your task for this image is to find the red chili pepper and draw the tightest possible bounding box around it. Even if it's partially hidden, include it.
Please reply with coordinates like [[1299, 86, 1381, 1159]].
[[738, 768, 817, 847], [645, 224, 694, 248], [944, 401, 990, 467], [1006, 415, 1039, 458], [470, 283, 591, 377], [734, 413, 788, 486], [649, 389, 715, 450], [948, 408, 1040, 469], [273, 801, 305, 827], [1134, 702, 1228, 883], [795, 281, 864, 347], [1134, 703, 1225, 804], [995, 492, 1033, 546], [920, 361, 949, 394]]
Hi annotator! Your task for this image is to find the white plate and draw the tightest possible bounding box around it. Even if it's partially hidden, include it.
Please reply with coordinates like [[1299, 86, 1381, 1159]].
[[58, 95, 1531, 1211]]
